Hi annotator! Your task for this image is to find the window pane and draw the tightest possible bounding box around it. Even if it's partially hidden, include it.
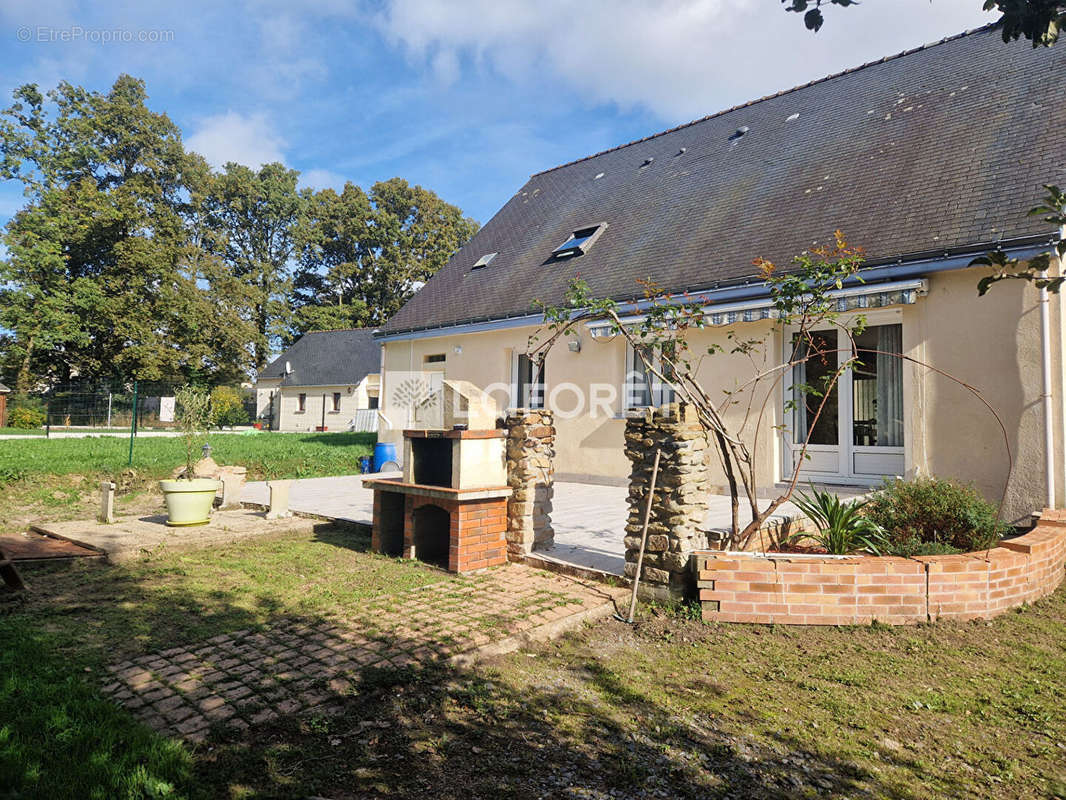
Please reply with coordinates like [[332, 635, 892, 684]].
[[518, 354, 545, 409], [853, 324, 903, 447], [792, 330, 838, 446], [629, 346, 652, 408]]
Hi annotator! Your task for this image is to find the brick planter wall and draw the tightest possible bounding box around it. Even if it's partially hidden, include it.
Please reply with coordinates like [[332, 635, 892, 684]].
[[696, 512, 1066, 625]]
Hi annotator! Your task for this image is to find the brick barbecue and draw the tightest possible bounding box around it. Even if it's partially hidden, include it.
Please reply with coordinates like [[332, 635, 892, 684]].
[[364, 381, 511, 573]]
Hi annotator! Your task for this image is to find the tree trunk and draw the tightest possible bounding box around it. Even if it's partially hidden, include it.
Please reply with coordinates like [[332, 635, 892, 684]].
[[15, 331, 37, 394]]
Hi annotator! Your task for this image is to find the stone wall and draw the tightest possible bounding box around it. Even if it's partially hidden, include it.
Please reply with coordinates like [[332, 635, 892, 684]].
[[695, 512, 1066, 625], [505, 409, 555, 556], [624, 403, 711, 601]]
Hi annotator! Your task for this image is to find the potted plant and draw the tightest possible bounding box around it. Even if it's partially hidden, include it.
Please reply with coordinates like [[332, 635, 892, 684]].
[[159, 386, 219, 526]]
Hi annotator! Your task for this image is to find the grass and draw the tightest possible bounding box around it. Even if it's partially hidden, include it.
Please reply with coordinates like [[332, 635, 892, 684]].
[[0, 431, 376, 483], [0, 431, 375, 534], [0, 527, 446, 798], [0, 426, 46, 436], [2, 524, 1065, 798], [196, 590, 1066, 799]]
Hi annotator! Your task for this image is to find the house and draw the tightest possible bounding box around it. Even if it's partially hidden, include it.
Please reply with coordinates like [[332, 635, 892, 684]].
[[375, 26, 1066, 523], [256, 329, 381, 432], [0, 383, 9, 428]]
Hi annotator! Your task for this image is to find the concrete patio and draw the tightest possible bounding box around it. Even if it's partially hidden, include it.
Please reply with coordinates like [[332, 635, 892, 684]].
[[242, 475, 849, 576]]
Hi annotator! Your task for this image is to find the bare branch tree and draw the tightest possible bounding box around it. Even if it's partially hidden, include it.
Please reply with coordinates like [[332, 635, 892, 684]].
[[529, 232, 1012, 549]]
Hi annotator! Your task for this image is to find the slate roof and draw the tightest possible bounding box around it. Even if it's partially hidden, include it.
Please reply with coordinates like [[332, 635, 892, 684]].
[[259, 329, 380, 387], [383, 25, 1066, 335]]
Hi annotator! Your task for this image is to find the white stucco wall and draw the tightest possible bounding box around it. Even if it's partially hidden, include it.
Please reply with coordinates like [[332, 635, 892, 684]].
[[254, 375, 379, 432], [379, 264, 1066, 522]]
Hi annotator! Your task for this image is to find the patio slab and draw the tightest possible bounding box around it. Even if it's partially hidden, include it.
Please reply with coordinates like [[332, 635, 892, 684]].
[[32, 510, 316, 562], [243, 475, 863, 577]]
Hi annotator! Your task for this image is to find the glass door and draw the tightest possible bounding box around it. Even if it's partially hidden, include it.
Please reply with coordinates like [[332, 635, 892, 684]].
[[786, 323, 904, 482]]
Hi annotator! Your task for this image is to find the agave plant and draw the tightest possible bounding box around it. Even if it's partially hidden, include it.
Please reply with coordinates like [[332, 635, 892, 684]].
[[792, 486, 887, 555]]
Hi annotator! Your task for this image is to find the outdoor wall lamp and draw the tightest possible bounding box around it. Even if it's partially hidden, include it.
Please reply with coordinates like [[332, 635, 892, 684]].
[[568, 338, 582, 353]]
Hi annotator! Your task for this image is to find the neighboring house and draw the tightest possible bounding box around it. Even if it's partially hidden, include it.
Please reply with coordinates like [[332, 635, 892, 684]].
[[0, 383, 9, 428], [375, 26, 1066, 523], [256, 329, 381, 432]]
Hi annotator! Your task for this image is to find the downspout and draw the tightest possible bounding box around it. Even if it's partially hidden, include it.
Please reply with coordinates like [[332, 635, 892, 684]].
[[1060, 224, 1066, 512], [1041, 269, 1055, 510]]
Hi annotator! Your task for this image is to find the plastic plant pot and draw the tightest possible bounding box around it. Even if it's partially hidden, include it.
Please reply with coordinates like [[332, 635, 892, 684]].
[[159, 478, 220, 526]]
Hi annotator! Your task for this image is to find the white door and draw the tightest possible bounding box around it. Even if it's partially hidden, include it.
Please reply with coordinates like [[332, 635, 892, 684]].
[[784, 321, 905, 484]]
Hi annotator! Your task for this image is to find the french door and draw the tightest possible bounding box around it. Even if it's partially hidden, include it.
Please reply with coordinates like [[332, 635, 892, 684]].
[[784, 321, 905, 483]]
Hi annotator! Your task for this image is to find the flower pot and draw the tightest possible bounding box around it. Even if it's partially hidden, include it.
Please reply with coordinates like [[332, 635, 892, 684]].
[[159, 478, 220, 527]]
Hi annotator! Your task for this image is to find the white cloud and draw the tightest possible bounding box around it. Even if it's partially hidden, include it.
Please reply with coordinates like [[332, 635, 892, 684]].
[[244, 11, 329, 99], [185, 111, 286, 169], [372, 0, 996, 120], [299, 168, 347, 190]]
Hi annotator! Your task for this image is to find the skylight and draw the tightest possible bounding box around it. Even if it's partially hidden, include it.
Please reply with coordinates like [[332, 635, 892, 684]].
[[552, 223, 608, 258], [471, 252, 497, 270]]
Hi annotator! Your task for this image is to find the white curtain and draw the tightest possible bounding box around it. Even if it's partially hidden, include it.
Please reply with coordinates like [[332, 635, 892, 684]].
[[792, 340, 807, 444], [876, 325, 903, 446]]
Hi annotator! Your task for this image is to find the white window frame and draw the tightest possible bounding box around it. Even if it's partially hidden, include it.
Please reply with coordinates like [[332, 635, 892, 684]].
[[510, 352, 545, 410], [623, 342, 675, 410], [781, 308, 906, 485]]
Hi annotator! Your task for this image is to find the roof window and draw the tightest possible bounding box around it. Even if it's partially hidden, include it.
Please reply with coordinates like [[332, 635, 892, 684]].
[[552, 222, 608, 258], [471, 252, 497, 270]]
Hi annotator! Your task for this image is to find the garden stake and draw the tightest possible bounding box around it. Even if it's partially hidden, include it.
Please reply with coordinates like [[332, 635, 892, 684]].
[[619, 448, 661, 625]]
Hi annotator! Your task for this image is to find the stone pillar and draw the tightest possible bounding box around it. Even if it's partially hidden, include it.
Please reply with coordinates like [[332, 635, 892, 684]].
[[505, 409, 555, 555], [623, 403, 710, 602]]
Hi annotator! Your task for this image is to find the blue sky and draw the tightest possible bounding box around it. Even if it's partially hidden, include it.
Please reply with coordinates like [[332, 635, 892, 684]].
[[0, 0, 993, 228]]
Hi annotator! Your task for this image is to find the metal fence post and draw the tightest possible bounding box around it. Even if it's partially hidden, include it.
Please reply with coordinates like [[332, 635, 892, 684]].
[[127, 381, 138, 466]]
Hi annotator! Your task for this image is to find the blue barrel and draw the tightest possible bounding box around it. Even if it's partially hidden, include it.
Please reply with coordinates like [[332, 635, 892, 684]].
[[372, 441, 398, 473]]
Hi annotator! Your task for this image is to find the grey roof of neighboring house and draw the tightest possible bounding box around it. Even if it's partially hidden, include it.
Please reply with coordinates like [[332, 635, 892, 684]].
[[383, 25, 1066, 335], [259, 329, 380, 388], [0, 383, 10, 393]]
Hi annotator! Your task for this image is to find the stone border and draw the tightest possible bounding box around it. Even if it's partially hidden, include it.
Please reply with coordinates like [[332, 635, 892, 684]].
[[696, 511, 1066, 625]]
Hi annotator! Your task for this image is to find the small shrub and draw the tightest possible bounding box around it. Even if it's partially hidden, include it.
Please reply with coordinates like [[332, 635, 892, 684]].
[[210, 386, 249, 429], [175, 386, 212, 477], [889, 537, 963, 558], [7, 406, 45, 429], [792, 487, 887, 555], [865, 476, 1005, 555]]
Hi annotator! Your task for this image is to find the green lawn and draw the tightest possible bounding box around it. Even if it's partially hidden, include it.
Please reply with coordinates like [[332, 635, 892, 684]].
[[0, 431, 375, 482], [2, 527, 1065, 799], [0, 431, 376, 535], [0, 527, 445, 799], [0, 426, 46, 436]]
